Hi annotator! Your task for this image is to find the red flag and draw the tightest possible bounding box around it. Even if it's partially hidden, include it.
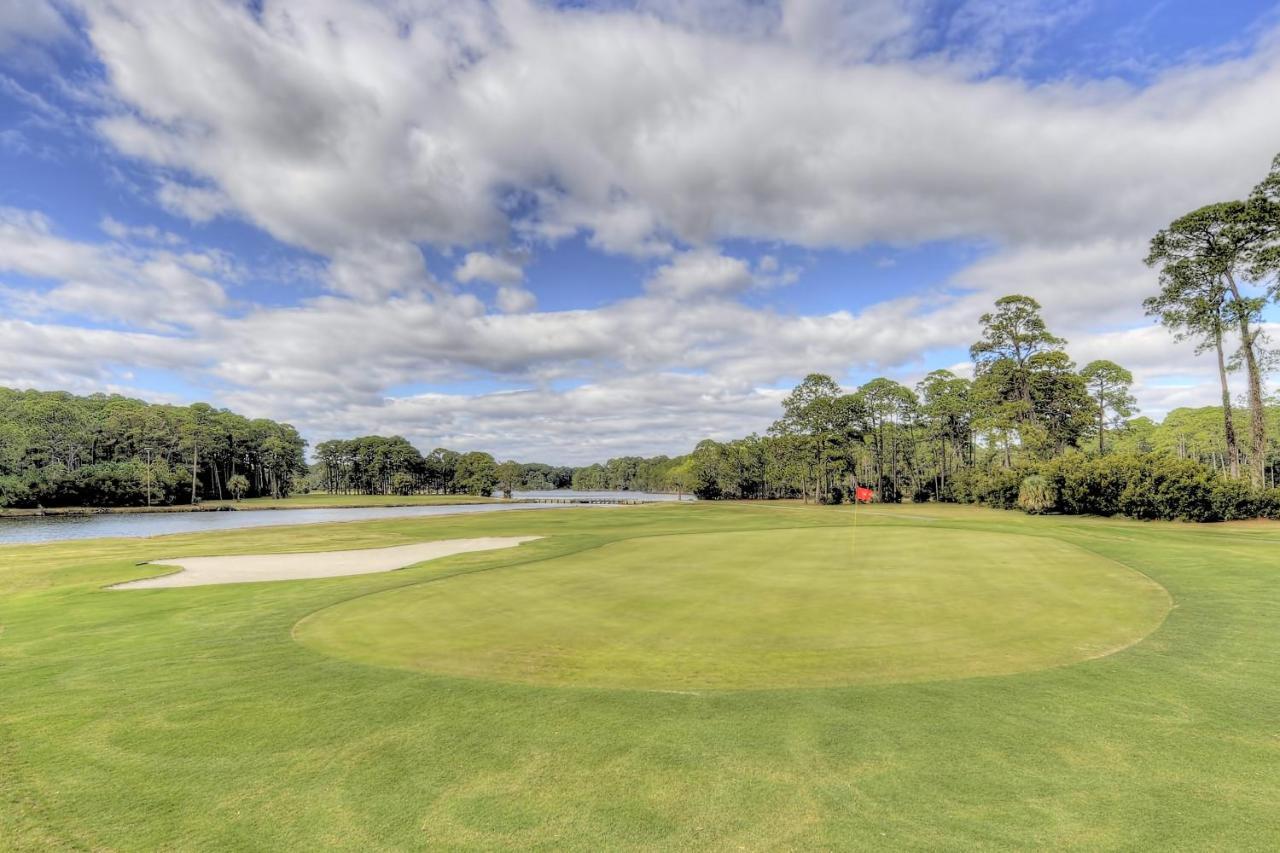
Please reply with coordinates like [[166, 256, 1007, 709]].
[[855, 486, 874, 504]]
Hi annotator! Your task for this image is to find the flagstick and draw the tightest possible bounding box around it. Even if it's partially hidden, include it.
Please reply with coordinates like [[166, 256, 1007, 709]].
[[851, 488, 858, 565]]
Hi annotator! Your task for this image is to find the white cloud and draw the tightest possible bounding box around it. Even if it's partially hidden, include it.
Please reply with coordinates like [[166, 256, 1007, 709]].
[[496, 285, 537, 314], [0, 207, 229, 331], [78, 0, 1280, 259], [155, 179, 233, 223], [100, 215, 184, 245], [646, 248, 754, 298], [0, 0, 70, 55], [455, 251, 525, 286], [327, 240, 435, 300], [1, 1, 1277, 460]]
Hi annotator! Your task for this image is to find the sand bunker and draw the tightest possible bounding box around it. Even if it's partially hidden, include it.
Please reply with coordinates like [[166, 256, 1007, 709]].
[[112, 536, 542, 589]]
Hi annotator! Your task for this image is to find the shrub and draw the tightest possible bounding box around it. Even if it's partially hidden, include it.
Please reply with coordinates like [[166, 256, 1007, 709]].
[[0, 475, 31, 509], [227, 474, 250, 501], [1259, 489, 1280, 520], [953, 465, 1032, 510], [1209, 477, 1259, 521], [967, 453, 1270, 522], [1017, 475, 1056, 514], [1131, 455, 1220, 521]]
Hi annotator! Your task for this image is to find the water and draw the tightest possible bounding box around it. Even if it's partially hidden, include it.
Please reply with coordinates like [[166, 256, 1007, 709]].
[[508, 490, 693, 502], [0, 501, 605, 546]]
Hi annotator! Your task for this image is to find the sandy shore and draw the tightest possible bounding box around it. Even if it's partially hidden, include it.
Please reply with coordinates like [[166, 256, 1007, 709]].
[[112, 536, 542, 589]]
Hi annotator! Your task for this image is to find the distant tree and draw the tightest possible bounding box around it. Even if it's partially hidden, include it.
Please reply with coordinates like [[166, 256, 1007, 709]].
[[770, 374, 849, 502], [571, 463, 609, 490], [426, 448, 460, 494], [0, 388, 306, 508], [1246, 153, 1280, 292], [664, 460, 696, 499], [227, 473, 249, 501], [1080, 360, 1137, 453], [1144, 258, 1241, 479], [496, 460, 522, 499], [853, 378, 913, 501], [455, 451, 499, 497], [969, 295, 1066, 420], [389, 472, 416, 496], [917, 370, 973, 498], [1148, 200, 1272, 487]]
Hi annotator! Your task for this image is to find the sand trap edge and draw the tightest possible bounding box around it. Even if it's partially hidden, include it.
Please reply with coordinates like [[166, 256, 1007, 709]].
[[110, 536, 543, 590]]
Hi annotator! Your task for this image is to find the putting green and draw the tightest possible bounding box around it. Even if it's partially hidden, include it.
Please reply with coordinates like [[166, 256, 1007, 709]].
[[295, 526, 1170, 690]]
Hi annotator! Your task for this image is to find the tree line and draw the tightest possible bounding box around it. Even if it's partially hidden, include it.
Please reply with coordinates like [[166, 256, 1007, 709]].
[[568, 155, 1280, 521], [0, 388, 307, 508], [587, 295, 1280, 519], [310, 438, 574, 498]]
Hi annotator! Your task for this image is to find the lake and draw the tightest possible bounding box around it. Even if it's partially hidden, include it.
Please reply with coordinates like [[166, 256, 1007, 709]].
[[0, 492, 687, 546], [508, 490, 692, 502]]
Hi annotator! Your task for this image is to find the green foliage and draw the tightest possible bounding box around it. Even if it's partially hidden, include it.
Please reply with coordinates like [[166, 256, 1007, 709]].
[[388, 472, 416, 496], [495, 460, 522, 499], [314, 436, 431, 496], [227, 474, 250, 501], [1145, 166, 1280, 489], [454, 451, 499, 497], [1017, 475, 1056, 514], [0, 387, 306, 508], [951, 464, 1031, 510], [969, 294, 1066, 370], [1080, 359, 1137, 452]]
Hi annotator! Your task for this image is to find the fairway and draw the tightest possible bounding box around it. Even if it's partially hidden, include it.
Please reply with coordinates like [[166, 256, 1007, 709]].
[[3, 502, 1280, 850], [298, 527, 1169, 689]]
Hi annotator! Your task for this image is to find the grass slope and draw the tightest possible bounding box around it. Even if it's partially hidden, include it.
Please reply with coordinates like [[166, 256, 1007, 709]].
[[2, 503, 1279, 849], [298, 526, 1168, 690]]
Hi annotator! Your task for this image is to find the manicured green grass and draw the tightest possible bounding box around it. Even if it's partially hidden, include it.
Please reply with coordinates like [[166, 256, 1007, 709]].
[[2, 502, 1279, 849], [203, 492, 497, 510], [298, 526, 1168, 690]]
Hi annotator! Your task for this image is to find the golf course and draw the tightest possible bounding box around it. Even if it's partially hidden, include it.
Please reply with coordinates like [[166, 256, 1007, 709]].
[[2, 501, 1278, 849]]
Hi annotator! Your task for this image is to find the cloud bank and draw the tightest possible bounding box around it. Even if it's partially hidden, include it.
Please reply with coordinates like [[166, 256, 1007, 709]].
[[1, 0, 1278, 461]]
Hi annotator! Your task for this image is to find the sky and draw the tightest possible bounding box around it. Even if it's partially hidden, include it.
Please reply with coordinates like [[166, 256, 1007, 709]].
[[1, 0, 1279, 464]]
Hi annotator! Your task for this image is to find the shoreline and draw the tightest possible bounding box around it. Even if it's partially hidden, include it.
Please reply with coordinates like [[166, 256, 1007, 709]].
[[0, 493, 683, 520], [0, 498, 503, 519]]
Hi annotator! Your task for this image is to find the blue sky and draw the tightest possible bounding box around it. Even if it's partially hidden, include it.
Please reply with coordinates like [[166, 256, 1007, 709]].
[[1, 0, 1279, 462]]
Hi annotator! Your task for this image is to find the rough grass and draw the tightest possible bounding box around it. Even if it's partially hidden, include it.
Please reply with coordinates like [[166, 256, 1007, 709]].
[[2, 502, 1279, 850], [297, 526, 1169, 689]]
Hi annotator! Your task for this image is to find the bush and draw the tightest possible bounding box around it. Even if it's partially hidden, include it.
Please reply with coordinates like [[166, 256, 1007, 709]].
[[1209, 477, 1259, 521], [1017, 475, 1056, 514], [951, 465, 1032, 510], [1116, 455, 1216, 522], [227, 474, 250, 501], [0, 474, 31, 508], [968, 453, 1272, 522], [1260, 489, 1280, 520]]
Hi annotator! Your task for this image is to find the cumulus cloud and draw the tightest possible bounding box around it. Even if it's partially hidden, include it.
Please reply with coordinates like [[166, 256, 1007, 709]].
[[0, 207, 229, 331], [77, 0, 1280, 259], [646, 248, 754, 298], [496, 285, 537, 314], [455, 251, 525, 285]]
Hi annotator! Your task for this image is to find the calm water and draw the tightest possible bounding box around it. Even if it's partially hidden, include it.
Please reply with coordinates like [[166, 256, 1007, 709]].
[[509, 490, 693, 502], [0, 501, 599, 546]]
